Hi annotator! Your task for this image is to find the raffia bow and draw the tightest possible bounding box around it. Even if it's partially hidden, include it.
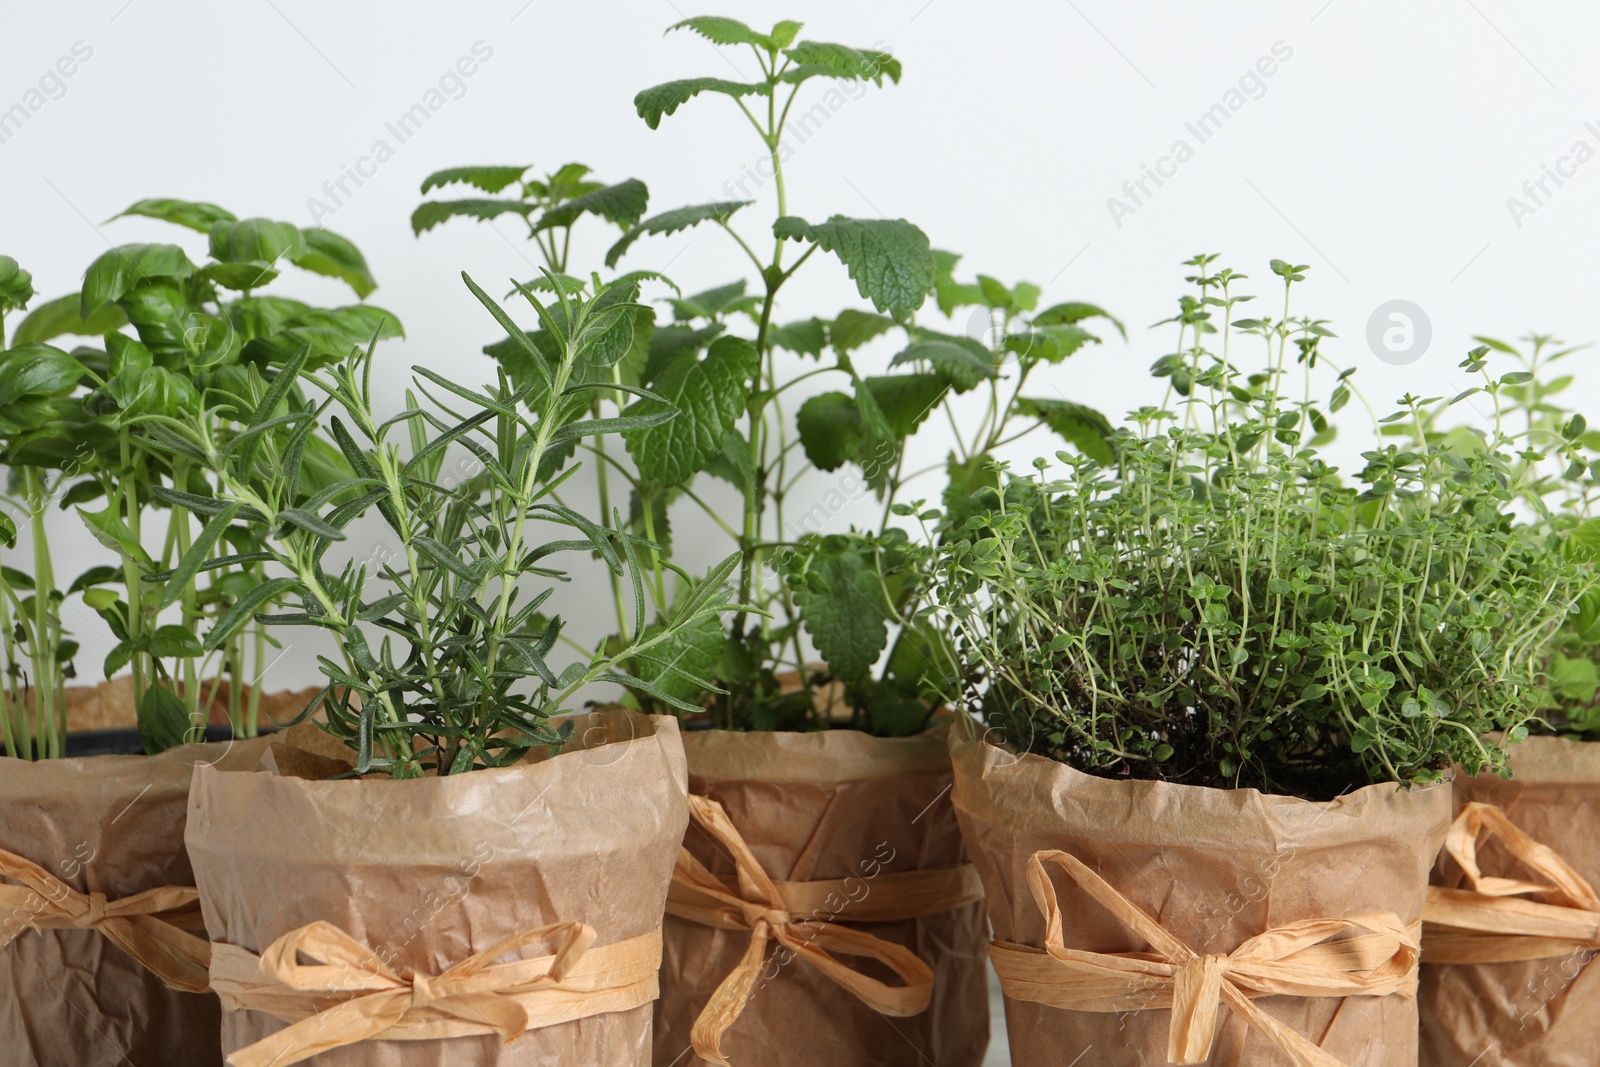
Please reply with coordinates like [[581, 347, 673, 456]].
[[212, 920, 664, 1067], [989, 850, 1421, 1067], [0, 845, 211, 992], [667, 793, 984, 1066], [1422, 801, 1600, 964]]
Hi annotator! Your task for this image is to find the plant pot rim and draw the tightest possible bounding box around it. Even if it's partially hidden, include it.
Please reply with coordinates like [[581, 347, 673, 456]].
[[950, 725, 1450, 813], [1472, 730, 1600, 784], [682, 718, 951, 782], [196, 707, 679, 792]]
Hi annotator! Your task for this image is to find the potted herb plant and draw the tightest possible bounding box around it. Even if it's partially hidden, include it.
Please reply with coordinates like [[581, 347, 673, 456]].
[[0, 207, 391, 1067], [930, 258, 1584, 1066], [1411, 335, 1600, 1066], [412, 16, 1123, 1064], [177, 272, 738, 1065]]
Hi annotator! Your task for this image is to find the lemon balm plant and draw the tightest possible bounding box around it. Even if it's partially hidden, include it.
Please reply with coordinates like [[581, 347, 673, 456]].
[[417, 15, 1121, 735], [933, 257, 1586, 799], [158, 272, 741, 775]]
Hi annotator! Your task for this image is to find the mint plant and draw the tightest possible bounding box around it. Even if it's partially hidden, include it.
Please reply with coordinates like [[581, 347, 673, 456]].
[[417, 15, 1120, 735], [931, 257, 1588, 798], [0, 203, 398, 757], [155, 273, 740, 775]]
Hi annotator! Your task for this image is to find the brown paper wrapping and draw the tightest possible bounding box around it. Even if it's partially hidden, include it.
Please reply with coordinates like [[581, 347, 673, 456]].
[[58, 676, 307, 731], [1419, 736, 1600, 1066], [950, 726, 1451, 1066], [653, 724, 990, 1066], [186, 707, 689, 1066], [0, 719, 275, 1067]]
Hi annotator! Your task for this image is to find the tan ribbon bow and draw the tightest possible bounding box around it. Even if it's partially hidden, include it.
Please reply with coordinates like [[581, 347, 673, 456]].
[[212, 919, 664, 1067], [989, 850, 1421, 1067], [1422, 801, 1600, 964], [667, 793, 984, 1066], [0, 845, 211, 992]]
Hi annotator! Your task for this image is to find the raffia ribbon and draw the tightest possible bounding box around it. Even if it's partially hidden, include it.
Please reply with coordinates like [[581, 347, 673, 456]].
[[989, 850, 1421, 1067], [0, 845, 211, 992], [1422, 801, 1600, 964], [212, 919, 663, 1067], [667, 793, 984, 1066]]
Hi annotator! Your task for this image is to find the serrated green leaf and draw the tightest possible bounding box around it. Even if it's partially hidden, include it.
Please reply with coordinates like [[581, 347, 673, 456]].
[[862, 373, 946, 437], [1008, 323, 1098, 363], [889, 338, 995, 393], [774, 215, 934, 319], [534, 179, 649, 232], [770, 317, 827, 357], [1033, 300, 1126, 339], [410, 199, 535, 235], [829, 309, 897, 354], [669, 16, 769, 47], [781, 42, 901, 85], [796, 392, 864, 472], [1017, 396, 1116, 464], [634, 78, 771, 130], [623, 335, 758, 484], [795, 543, 889, 680], [631, 611, 724, 706], [419, 165, 529, 194], [605, 200, 752, 268], [669, 280, 753, 322]]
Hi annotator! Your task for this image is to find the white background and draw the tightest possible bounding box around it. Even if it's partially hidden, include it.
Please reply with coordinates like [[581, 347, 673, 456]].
[[4, 0, 1600, 693]]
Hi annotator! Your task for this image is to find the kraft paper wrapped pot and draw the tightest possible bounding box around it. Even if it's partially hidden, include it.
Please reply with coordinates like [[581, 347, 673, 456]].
[[1419, 736, 1600, 1067], [950, 725, 1452, 1067], [0, 724, 274, 1067], [186, 707, 688, 1067], [652, 722, 990, 1067]]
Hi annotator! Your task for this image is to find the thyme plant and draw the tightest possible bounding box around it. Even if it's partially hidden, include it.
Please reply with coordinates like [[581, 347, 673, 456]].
[[932, 257, 1587, 798], [1407, 333, 1600, 734]]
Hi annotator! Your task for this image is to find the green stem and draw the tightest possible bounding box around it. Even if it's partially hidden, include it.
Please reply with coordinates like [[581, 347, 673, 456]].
[[24, 470, 59, 758]]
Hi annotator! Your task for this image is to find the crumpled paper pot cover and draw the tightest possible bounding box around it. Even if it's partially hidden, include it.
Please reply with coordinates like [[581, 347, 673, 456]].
[[186, 706, 689, 1067], [950, 725, 1450, 1067], [653, 722, 990, 1067], [1420, 735, 1600, 1067], [0, 685, 315, 1067]]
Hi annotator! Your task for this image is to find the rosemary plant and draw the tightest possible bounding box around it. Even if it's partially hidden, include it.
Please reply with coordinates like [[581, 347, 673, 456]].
[[152, 273, 742, 776]]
